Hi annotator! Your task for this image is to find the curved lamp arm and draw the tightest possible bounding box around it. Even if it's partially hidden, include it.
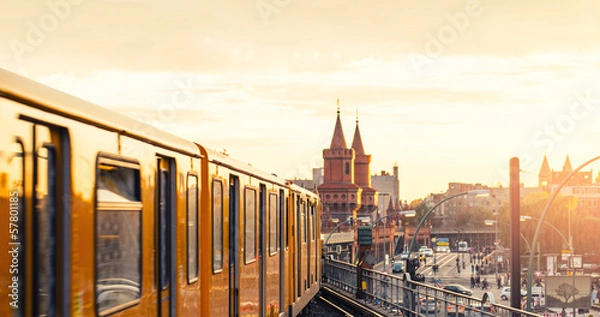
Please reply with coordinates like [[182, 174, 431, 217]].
[[407, 190, 489, 259], [372, 210, 417, 228], [324, 217, 354, 246], [487, 220, 531, 251], [521, 216, 570, 250]]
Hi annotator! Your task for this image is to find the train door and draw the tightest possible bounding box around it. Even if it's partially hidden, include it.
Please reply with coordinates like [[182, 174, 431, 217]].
[[229, 176, 240, 316], [296, 196, 302, 297], [10, 116, 70, 317], [278, 190, 285, 314], [306, 201, 311, 288], [258, 185, 266, 317], [156, 156, 176, 317]]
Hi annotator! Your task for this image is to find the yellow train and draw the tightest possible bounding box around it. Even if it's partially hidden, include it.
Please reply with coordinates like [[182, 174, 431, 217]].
[[0, 69, 321, 317]]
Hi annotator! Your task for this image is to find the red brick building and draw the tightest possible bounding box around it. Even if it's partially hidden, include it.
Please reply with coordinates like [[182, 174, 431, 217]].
[[539, 154, 593, 189], [318, 106, 378, 233]]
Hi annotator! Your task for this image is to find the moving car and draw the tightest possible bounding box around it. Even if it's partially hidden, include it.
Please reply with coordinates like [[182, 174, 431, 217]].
[[500, 287, 527, 300], [465, 304, 494, 317], [421, 248, 434, 257], [443, 284, 473, 296], [392, 262, 404, 273]]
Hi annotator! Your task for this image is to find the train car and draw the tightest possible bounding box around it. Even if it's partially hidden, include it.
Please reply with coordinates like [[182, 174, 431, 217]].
[[197, 148, 321, 317], [287, 184, 321, 317], [0, 68, 321, 317], [0, 68, 204, 317]]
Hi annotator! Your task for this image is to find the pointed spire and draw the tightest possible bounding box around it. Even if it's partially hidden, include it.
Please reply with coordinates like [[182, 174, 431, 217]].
[[329, 100, 347, 149], [351, 109, 365, 155], [539, 155, 551, 176], [563, 154, 573, 172], [387, 197, 395, 211]]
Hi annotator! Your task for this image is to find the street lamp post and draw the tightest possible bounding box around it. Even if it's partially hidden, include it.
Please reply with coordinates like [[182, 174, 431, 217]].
[[526, 155, 600, 312], [495, 218, 498, 274], [486, 219, 532, 250], [401, 190, 489, 317], [520, 216, 570, 250], [485, 218, 534, 276], [406, 190, 490, 276], [372, 210, 416, 273], [324, 217, 355, 255]]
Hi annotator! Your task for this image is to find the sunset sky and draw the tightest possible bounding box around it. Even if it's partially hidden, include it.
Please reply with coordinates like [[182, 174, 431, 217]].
[[2, 0, 600, 201]]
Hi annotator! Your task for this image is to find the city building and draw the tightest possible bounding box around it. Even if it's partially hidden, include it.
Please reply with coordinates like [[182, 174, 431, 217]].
[[317, 106, 378, 232], [371, 164, 400, 208], [539, 154, 593, 189], [559, 186, 600, 215], [288, 168, 323, 191], [426, 182, 540, 250], [540, 154, 600, 215]]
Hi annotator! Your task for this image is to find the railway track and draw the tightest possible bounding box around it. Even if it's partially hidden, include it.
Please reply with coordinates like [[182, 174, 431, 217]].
[[313, 287, 388, 317]]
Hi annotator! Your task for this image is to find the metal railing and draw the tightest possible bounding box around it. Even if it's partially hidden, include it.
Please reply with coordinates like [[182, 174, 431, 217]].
[[322, 259, 541, 317]]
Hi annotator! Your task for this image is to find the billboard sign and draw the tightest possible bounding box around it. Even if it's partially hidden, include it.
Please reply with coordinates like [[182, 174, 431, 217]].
[[437, 237, 450, 246], [547, 256, 555, 275], [357, 226, 372, 246], [545, 275, 591, 309]]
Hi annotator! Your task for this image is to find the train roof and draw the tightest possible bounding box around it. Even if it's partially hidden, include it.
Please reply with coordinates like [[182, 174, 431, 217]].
[[289, 183, 319, 198], [200, 146, 288, 186], [0, 69, 200, 158]]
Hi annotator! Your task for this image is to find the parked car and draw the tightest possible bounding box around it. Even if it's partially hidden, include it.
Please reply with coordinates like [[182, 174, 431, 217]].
[[445, 296, 466, 317], [419, 298, 439, 313], [443, 284, 473, 296], [500, 287, 526, 300], [392, 262, 404, 273], [465, 304, 494, 317], [390, 300, 405, 314]]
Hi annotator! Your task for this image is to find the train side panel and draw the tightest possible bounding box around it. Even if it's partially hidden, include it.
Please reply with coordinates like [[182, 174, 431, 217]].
[[0, 89, 202, 316], [289, 186, 321, 317], [0, 69, 321, 317]]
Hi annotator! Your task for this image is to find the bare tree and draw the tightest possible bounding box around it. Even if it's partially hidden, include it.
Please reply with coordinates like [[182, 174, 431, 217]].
[[555, 282, 579, 304]]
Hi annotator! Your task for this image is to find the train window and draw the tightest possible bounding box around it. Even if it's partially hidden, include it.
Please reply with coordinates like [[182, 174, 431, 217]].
[[278, 190, 283, 251], [95, 158, 142, 314], [311, 204, 316, 240], [269, 193, 278, 255], [35, 145, 57, 317], [187, 174, 198, 282], [284, 195, 289, 250], [307, 201, 311, 242], [158, 170, 169, 290], [245, 187, 257, 263], [301, 200, 306, 244], [212, 179, 223, 272]]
